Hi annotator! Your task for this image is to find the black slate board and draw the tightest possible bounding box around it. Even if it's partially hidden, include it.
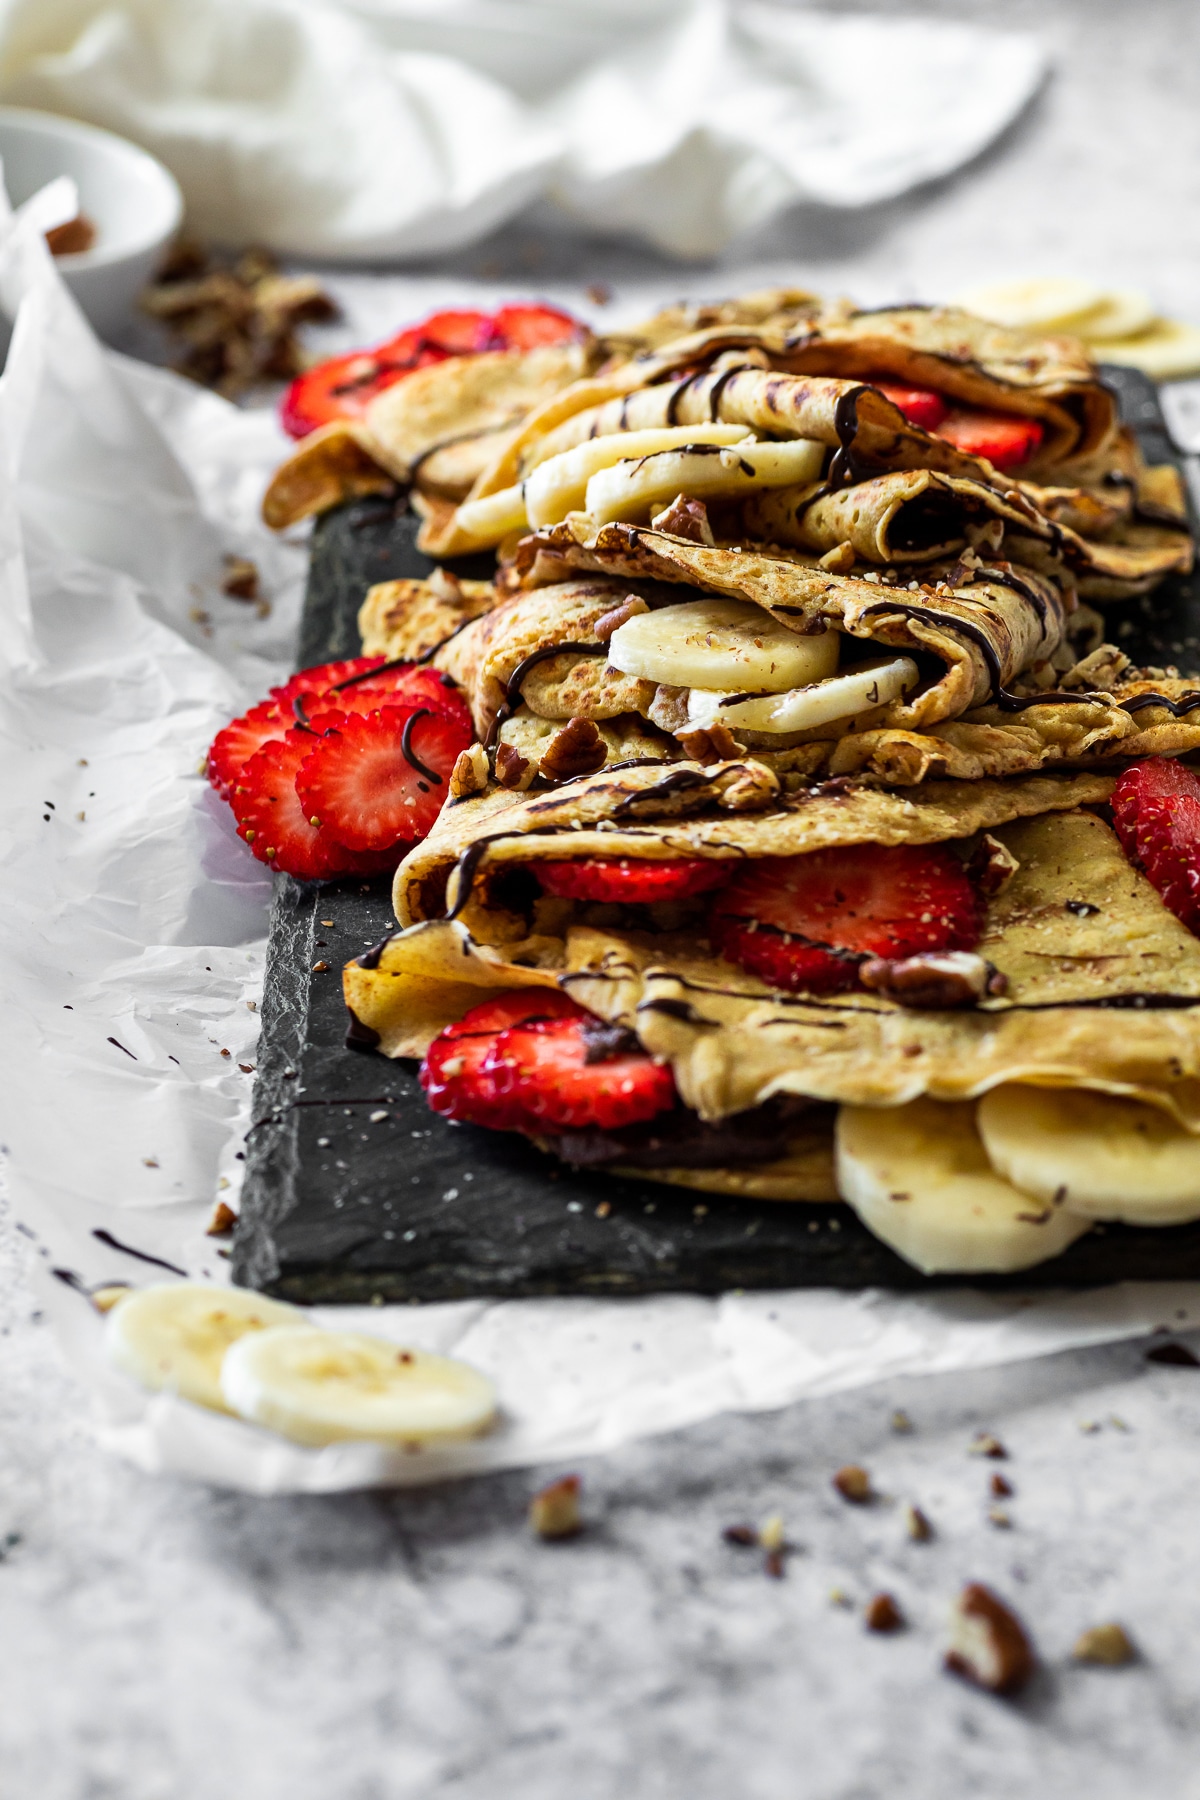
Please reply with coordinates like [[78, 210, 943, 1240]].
[[233, 367, 1200, 1302]]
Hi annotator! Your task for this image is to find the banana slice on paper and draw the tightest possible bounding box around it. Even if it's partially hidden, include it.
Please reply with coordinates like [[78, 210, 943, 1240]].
[[956, 277, 1105, 331], [1070, 288, 1157, 343], [1096, 319, 1200, 381], [220, 1326, 498, 1448], [836, 1099, 1091, 1275], [607, 596, 839, 692], [105, 1282, 305, 1413], [977, 1085, 1200, 1225], [524, 425, 751, 527], [686, 652, 918, 735], [585, 438, 825, 526]]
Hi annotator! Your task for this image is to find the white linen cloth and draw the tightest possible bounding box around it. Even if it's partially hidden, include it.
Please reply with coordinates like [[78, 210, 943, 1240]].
[[0, 0, 1045, 260], [4, 177, 1200, 1494]]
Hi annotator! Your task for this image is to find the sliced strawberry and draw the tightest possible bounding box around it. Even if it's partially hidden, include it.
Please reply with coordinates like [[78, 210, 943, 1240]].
[[535, 856, 732, 905], [420, 990, 588, 1128], [1113, 757, 1200, 931], [295, 703, 472, 853], [711, 844, 982, 993], [492, 303, 584, 350], [416, 309, 499, 355], [232, 726, 362, 882], [873, 381, 949, 432], [271, 658, 386, 706], [324, 667, 472, 733], [279, 348, 444, 437], [483, 1015, 675, 1131], [206, 699, 288, 799], [935, 408, 1044, 470]]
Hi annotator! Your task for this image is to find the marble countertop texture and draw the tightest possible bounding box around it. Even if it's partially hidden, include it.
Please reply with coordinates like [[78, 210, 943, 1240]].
[[9, 1, 1200, 1795]]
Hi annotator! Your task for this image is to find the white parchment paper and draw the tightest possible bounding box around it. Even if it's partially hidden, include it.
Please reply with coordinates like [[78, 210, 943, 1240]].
[[4, 189, 1199, 1495]]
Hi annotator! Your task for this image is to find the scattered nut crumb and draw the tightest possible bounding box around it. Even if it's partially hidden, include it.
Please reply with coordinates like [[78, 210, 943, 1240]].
[[538, 717, 607, 784], [829, 1587, 854, 1608], [759, 1513, 785, 1554], [238, 1063, 254, 1074], [817, 540, 855, 574], [1109, 1415, 1131, 1431], [311, 960, 330, 973], [585, 282, 613, 305], [494, 741, 531, 790], [833, 1464, 872, 1504], [220, 556, 260, 602], [945, 1584, 1035, 1695], [592, 595, 649, 642], [529, 1474, 583, 1539], [449, 743, 490, 800], [722, 1523, 759, 1547], [891, 1409, 914, 1433], [206, 1200, 236, 1236], [89, 1285, 131, 1314], [904, 1503, 933, 1542], [142, 1157, 159, 1169], [594, 1201, 611, 1218], [1079, 1419, 1101, 1435], [219, 1048, 232, 1059], [46, 213, 97, 256], [987, 1506, 1013, 1529], [865, 1592, 905, 1633], [990, 1472, 1014, 1498], [969, 1432, 1007, 1459], [1073, 1622, 1135, 1666]]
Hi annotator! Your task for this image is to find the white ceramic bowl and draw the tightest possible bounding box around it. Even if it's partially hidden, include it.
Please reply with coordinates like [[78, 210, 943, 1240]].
[[0, 107, 183, 342]]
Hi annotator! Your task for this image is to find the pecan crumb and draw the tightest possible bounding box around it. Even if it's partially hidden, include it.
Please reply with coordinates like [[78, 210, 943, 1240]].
[[967, 832, 1020, 896], [817, 540, 856, 574], [987, 1506, 1012, 1529], [829, 1587, 854, 1608], [1073, 1622, 1135, 1666], [494, 741, 531, 789], [675, 722, 740, 765], [529, 1475, 583, 1539], [859, 950, 994, 1009], [945, 1583, 1035, 1695], [759, 1512, 786, 1554], [206, 1200, 236, 1237], [651, 494, 716, 546], [970, 1432, 1007, 1459], [833, 1464, 872, 1504], [891, 1409, 914, 1433], [722, 1523, 759, 1547], [89, 1285, 131, 1314], [865, 1592, 905, 1633], [538, 717, 608, 784], [449, 743, 489, 800], [220, 556, 259, 602], [990, 1472, 1014, 1498], [904, 1503, 933, 1542], [592, 595, 649, 641], [47, 213, 97, 257], [428, 567, 463, 604]]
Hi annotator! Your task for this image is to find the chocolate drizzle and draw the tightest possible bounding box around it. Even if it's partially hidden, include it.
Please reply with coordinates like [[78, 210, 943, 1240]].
[[858, 595, 1097, 713], [400, 708, 442, 784], [827, 385, 872, 489], [1121, 691, 1200, 718], [416, 615, 482, 666], [91, 1229, 187, 1276], [485, 642, 607, 749]]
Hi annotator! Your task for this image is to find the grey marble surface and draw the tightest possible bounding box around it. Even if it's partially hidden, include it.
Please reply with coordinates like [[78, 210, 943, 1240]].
[[10, 1, 1200, 1795]]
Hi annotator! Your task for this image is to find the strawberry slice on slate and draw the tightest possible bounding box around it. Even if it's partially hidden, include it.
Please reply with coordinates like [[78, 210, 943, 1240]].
[[482, 1015, 676, 1131], [491, 303, 584, 349], [535, 856, 733, 905], [711, 844, 983, 993], [232, 724, 365, 882], [1113, 757, 1200, 931], [206, 699, 288, 800], [935, 408, 1044, 470], [295, 703, 472, 853], [873, 381, 949, 433], [420, 990, 588, 1130]]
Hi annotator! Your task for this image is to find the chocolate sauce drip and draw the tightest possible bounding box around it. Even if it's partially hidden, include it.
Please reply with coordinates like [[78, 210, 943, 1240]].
[[485, 642, 607, 748], [91, 1229, 187, 1276], [400, 708, 442, 784], [52, 1268, 92, 1296], [665, 373, 698, 426], [611, 767, 712, 818], [416, 616, 481, 666], [706, 364, 750, 422], [974, 563, 1050, 628], [827, 385, 872, 489], [344, 1009, 382, 1050], [1120, 691, 1200, 718], [859, 596, 1097, 713], [358, 933, 394, 970]]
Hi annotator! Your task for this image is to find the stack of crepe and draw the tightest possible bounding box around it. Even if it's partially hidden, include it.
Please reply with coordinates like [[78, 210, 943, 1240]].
[[266, 289, 1200, 1277]]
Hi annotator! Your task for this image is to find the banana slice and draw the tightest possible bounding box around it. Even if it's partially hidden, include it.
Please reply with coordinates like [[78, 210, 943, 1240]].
[[836, 1099, 1091, 1275], [1070, 289, 1157, 343], [607, 596, 839, 692], [443, 482, 530, 547], [585, 438, 825, 526], [686, 652, 918, 735], [956, 277, 1105, 331], [977, 1085, 1200, 1225], [105, 1282, 305, 1413], [524, 425, 751, 528], [220, 1325, 497, 1448], [1095, 319, 1200, 381]]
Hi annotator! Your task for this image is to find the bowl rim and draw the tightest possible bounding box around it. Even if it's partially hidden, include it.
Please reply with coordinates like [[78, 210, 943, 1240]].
[[0, 104, 183, 270]]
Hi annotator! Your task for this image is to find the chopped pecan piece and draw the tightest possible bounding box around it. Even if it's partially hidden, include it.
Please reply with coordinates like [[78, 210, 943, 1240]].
[[945, 1583, 1035, 1695], [1073, 1622, 1135, 1666], [89, 1285, 132, 1314], [428, 567, 463, 604], [593, 596, 649, 642], [651, 495, 716, 545], [904, 1503, 933, 1542], [818, 540, 855, 574], [865, 1592, 905, 1633], [494, 742, 532, 789], [449, 743, 489, 800], [206, 1200, 236, 1237], [967, 832, 1020, 896], [859, 951, 1002, 1009], [220, 556, 259, 602], [715, 761, 779, 813], [675, 722, 740, 765], [970, 1432, 1007, 1459], [1061, 643, 1132, 692], [529, 1474, 583, 1539], [832, 1464, 872, 1504], [538, 717, 608, 784]]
